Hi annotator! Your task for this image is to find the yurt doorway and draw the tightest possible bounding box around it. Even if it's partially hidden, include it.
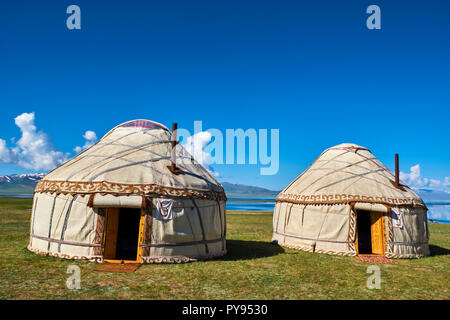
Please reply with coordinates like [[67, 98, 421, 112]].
[[356, 210, 385, 255], [103, 208, 144, 262]]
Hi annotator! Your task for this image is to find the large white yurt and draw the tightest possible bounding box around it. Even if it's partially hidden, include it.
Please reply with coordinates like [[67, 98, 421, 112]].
[[273, 143, 430, 259], [28, 119, 227, 263]]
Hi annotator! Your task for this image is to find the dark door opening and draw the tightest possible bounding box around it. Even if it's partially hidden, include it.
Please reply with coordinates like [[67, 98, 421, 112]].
[[115, 208, 141, 260], [356, 210, 372, 254]]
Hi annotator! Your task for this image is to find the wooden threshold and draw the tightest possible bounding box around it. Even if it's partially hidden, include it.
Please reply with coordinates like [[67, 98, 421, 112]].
[[356, 255, 395, 264]]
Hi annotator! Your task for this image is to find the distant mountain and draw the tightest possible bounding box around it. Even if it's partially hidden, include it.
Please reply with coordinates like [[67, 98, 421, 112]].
[[0, 173, 45, 194], [0, 174, 281, 198], [1, 173, 448, 203], [0, 174, 281, 197], [221, 182, 280, 198]]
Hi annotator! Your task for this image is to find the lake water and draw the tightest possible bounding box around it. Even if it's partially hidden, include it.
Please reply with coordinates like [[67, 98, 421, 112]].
[[0, 193, 33, 198], [1, 194, 448, 223], [226, 198, 276, 212]]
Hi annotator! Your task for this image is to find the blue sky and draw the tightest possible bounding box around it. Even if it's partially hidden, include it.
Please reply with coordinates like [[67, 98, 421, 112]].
[[0, 0, 449, 191]]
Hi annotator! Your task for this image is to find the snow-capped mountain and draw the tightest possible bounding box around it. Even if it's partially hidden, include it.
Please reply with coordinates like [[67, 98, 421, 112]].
[[0, 173, 45, 193], [0, 173, 46, 182]]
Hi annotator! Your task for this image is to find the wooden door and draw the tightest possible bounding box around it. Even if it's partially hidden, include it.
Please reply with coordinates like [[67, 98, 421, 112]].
[[103, 208, 120, 259], [136, 210, 145, 262], [370, 212, 385, 255]]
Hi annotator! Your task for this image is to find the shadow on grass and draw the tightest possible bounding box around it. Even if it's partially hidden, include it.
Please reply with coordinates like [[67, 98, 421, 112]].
[[220, 240, 284, 261], [429, 244, 450, 257]]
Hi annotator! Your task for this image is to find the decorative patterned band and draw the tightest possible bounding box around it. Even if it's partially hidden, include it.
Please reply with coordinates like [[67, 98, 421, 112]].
[[139, 238, 224, 248], [275, 241, 356, 257], [273, 231, 351, 244], [28, 245, 104, 263], [386, 241, 429, 246], [31, 234, 103, 248], [276, 193, 425, 207], [141, 250, 227, 264], [386, 252, 426, 259], [35, 179, 227, 201], [27, 245, 227, 264]]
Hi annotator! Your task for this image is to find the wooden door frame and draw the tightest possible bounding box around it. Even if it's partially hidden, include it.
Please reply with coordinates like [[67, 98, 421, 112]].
[[355, 209, 386, 256], [102, 207, 145, 264]]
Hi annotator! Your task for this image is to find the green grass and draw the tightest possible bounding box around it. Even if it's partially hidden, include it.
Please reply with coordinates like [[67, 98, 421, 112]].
[[0, 197, 449, 300]]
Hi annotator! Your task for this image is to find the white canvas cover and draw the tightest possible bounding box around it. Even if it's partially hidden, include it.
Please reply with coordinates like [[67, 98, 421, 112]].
[[273, 143, 430, 258], [28, 119, 227, 263]]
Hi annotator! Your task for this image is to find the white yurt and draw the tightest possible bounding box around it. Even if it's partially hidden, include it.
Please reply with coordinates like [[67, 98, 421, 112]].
[[273, 143, 430, 259], [28, 119, 227, 263]]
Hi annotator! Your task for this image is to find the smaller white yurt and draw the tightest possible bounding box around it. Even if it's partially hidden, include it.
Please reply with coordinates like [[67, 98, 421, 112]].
[[28, 120, 227, 263], [273, 143, 430, 259]]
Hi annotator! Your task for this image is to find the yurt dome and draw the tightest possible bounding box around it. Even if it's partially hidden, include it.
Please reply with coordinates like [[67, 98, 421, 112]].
[[28, 119, 227, 263], [273, 143, 430, 258]]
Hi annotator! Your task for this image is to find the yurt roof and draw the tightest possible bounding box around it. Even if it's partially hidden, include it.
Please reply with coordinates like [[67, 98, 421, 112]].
[[277, 143, 425, 207], [35, 119, 225, 200]]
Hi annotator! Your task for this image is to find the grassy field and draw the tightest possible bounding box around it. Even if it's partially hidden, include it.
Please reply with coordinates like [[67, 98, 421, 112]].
[[0, 197, 448, 300]]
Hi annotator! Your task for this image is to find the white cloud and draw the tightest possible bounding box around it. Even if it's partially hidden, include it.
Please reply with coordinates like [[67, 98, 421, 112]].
[[182, 131, 219, 177], [0, 112, 100, 172], [74, 130, 98, 153], [400, 164, 423, 186], [400, 164, 450, 193], [0, 112, 99, 172], [427, 205, 450, 221], [83, 130, 97, 141], [0, 138, 16, 163], [7, 112, 70, 171]]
